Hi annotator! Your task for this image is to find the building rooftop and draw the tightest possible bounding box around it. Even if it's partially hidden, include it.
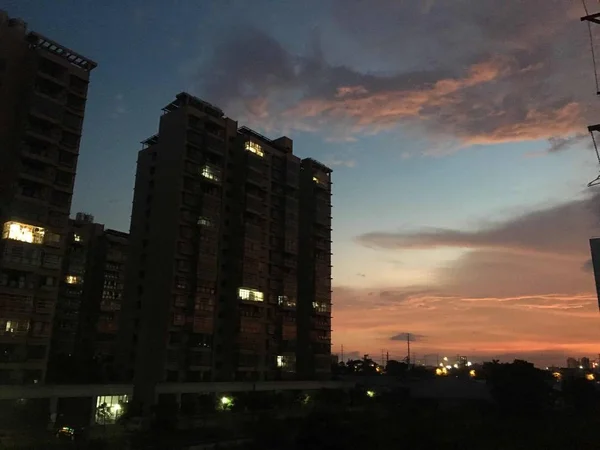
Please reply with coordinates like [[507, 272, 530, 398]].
[[162, 92, 224, 118], [303, 158, 332, 173], [28, 31, 97, 72]]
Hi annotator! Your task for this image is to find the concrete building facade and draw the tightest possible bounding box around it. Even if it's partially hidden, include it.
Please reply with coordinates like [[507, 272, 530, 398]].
[[0, 11, 96, 384], [47, 213, 128, 383], [117, 93, 332, 408]]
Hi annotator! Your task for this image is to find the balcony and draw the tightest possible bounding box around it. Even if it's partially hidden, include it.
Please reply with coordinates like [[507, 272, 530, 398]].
[[59, 131, 80, 152], [69, 75, 89, 98], [25, 119, 61, 143], [20, 162, 53, 185], [22, 143, 57, 165], [34, 77, 66, 104], [30, 94, 64, 124]]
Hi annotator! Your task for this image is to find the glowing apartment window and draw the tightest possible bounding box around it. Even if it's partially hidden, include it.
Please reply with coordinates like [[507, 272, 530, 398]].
[[277, 355, 285, 368], [65, 275, 82, 285], [73, 234, 82, 242], [312, 301, 330, 313], [201, 165, 220, 182], [238, 287, 264, 302], [2, 222, 45, 244], [278, 295, 296, 308], [245, 141, 264, 157], [197, 216, 212, 227]]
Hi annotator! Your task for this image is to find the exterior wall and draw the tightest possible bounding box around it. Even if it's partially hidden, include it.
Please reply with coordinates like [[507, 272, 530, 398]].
[[47, 215, 128, 383], [297, 159, 333, 379], [0, 12, 96, 384], [590, 238, 600, 311]]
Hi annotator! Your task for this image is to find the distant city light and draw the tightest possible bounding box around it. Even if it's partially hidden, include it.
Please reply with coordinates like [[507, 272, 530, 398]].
[[469, 369, 476, 377], [366, 390, 375, 398], [220, 396, 232, 406], [552, 372, 562, 380], [453, 364, 459, 369], [586, 373, 595, 381], [579, 365, 584, 369], [445, 365, 452, 370], [466, 361, 472, 367], [443, 357, 448, 361]]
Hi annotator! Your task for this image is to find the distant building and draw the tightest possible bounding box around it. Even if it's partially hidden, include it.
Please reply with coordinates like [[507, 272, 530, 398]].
[[47, 213, 128, 383], [0, 11, 96, 384], [581, 357, 591, 370], [567, 357, 579, 369]]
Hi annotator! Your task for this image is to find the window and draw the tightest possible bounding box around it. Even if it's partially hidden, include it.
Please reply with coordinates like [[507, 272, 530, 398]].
[[201, 165, 220, 182], [312, 302, 331, 313], [278, 295, 296, 308], [245, 141, 264, 157], [238, 287, 264, 302], [65, 275, 82, 285], [0, 319, 30, 336], [2, 222, 45, 244], [73, 234, 82, 242], [95, 395, 128, 425], [45, 232, 61, 246], [197, 216, 212, 227]]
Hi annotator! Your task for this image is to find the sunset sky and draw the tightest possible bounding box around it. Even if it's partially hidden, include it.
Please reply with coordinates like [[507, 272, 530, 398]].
[[8, 0, 600, 366]]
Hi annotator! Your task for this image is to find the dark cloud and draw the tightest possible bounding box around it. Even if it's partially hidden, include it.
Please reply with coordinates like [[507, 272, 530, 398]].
[[194, 0, 596, 149], [357, 192, 600, 259], [390, 332, 426, 342], [547, 134, 589, 153]]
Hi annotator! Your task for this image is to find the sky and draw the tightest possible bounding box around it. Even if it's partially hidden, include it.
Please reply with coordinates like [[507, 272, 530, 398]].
[[6, 0, 600, 366]]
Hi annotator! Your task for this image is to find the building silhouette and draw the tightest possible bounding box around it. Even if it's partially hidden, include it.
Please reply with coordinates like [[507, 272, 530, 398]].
[[47, 213, 128, 383], [116, 93, 332, 407], [0, 11, 96, 384]]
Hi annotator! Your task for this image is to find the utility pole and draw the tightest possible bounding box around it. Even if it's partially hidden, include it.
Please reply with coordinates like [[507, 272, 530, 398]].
[[386, 351, 389, 366], [407, 333, 411, 367], [341, 344, 344, 362]]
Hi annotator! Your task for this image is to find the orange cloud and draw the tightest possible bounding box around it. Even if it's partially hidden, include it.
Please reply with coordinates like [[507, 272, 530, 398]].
[[337, 194, 600, 366]]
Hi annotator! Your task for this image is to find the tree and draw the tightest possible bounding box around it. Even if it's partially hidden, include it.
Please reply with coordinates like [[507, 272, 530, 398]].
[[483, 359, 552, 414]]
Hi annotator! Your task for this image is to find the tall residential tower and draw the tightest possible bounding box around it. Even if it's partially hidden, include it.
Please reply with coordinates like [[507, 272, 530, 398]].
[[117, 93, 332, 408], [0, 12, 96, 384]]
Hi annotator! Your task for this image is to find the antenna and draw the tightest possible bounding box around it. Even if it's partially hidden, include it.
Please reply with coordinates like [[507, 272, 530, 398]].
[[581, 2, 600, 185]]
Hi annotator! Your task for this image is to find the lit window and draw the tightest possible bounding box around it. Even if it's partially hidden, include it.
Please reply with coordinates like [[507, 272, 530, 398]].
[[96, 395, 128, 425], [245, 141, 264, 157], [238, 287, 264, 302], [277, 355, 285, 368], [312, 301, 330, 313], [2, 222, 45, 244], [312, 176, 320, 184], [1, 319, 29, 335], [74, 234, 82, 242], [201, 165, 220, 182], [278, 295, 296, 308], [197, 216, 212, 227], [65, 275, 82, 285]]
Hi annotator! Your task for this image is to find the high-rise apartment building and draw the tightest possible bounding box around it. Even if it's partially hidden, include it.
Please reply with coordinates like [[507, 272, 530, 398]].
[[0, 12, 96, 384], [117, 93, 332, 407], [589, 238, 600, 310], [48, 213, 128, 383]]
